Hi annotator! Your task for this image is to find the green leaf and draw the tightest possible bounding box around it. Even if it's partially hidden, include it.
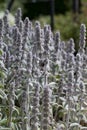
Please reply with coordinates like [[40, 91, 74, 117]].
[[55, 74, 61, 79], [11, 122, 16, 130], [0, 84, 4, 88], [0, 127, 11, 130], [0, 89, 7, 99], [13, 107, 19, 115], [0, 118, 7, 125], [59, 97, 66, 102], [70, 123, 80, 128], [0, 61, 5, 68], [0, 49, 3, 55], [81, 126, 87, 130], [0, 71, 6, 79]]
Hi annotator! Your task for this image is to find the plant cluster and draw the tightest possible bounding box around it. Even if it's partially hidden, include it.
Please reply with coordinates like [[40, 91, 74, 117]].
[[38, 11, 87, 49], [0, 8, 87, 130]]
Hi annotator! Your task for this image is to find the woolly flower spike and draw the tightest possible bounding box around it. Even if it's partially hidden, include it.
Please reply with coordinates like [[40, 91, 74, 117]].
[[15, 8, 22, 28], [44, 25, 48, 33], [76, 53, 82, 67], [42, 85, 52, 130], [8, 81, 15, 127], [23, 17, 29, 37], [44, 27, 50, 43], [35, 22, 41, 51], [3, 10, 10, 35], [79, 24, 86, 48], [67, 71, 74, 83], [75, 53, 83, 82], [79, 81, 85, 90], [61, 49, 67, 60], [8, 82, 15, 109], [21, 89, 29, 130], [11, 26, 19, 58], [67, 53, 75, 69], [4, 10, 9, 15], [26, 51, 32, 74], [19, 20, 23, 34], [5, 50, 10, 69], [0, 19, 3, 39], [67, 70, 74, 95], [61, 41, 65, 50], [44, 25, 51, 36], [67, 38, 75, 53], [54, 31, 62, 65], [16, 31, 22, 59], [22, 18, 29, 57], [13, 31, 22, 87], [31, 82, 40, 130], [67, 70, 74, 92], [35, 21, 40, 26], [35, 21, 41, 39], [54, 31, 60, 53], [12, 26, 18, 43], [44, 26, 51, 57]]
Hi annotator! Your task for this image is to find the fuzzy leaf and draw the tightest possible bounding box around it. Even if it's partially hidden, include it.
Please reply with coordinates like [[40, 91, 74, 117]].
[[0, 89, 7, 99], [70, 123, 80, 127]]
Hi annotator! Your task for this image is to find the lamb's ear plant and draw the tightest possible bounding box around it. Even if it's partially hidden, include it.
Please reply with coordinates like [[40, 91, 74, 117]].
[[19, 17, 30, 130], [42, 85, 52, 130], [0, 18, 9, 129], [7, 81, 15, 127], [76, 24, 87, 129], [54, 31, 61, 70], [15, 8, 22, 29], [1, 8, 87, 130], [34, 21, 43, 83], [31, 82, 40, 130], [19, 20, 23, 34], [43, 25, 51, 85], [3, 10, 10, 36]]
